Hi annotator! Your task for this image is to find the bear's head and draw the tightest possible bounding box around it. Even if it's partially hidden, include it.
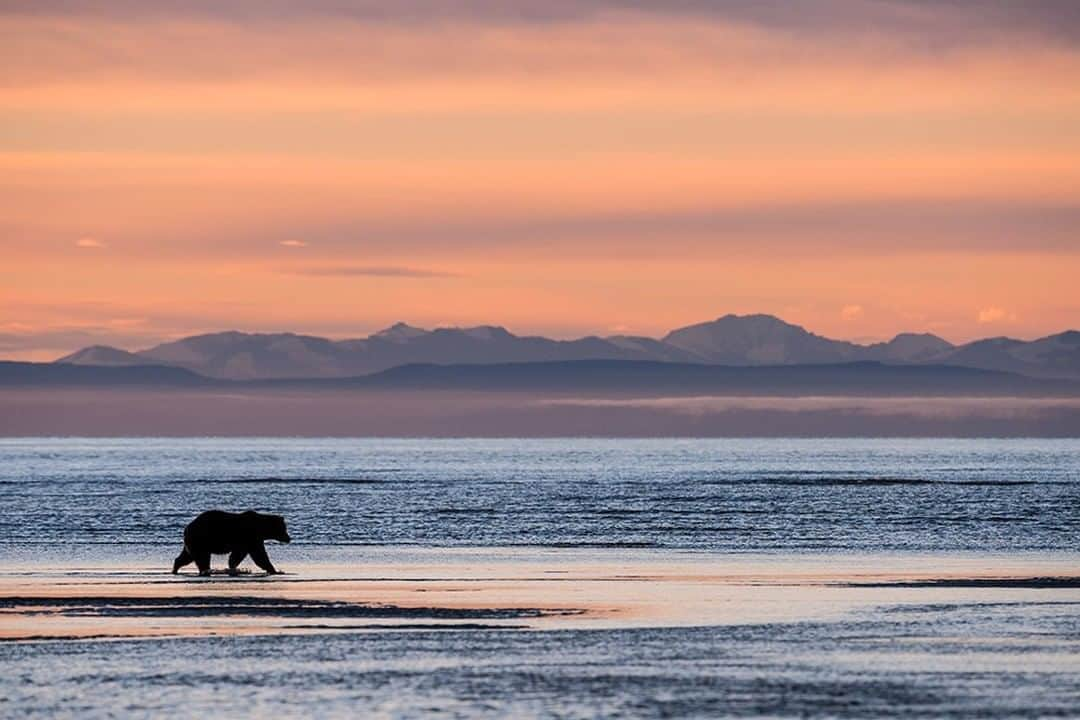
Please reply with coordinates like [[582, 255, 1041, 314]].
[[262, 513, 291, 544]]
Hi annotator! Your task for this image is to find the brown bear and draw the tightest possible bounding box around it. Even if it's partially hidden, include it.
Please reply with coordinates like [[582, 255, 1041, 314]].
[[172, 510, 291, 576]]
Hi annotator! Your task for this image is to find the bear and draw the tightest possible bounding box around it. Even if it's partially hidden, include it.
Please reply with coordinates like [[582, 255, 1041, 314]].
[[172, 510, 291, 576]]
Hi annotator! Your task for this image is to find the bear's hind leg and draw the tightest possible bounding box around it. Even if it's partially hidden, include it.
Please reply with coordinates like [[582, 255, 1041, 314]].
[[193, 550, 212, 576], [249, 542, 278, 575], [227, 550, 247, 576], [172, 548, 192, 574]]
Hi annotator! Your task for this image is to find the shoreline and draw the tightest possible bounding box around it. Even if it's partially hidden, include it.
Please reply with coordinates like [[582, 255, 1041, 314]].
[[3, 550, 1079, 642]]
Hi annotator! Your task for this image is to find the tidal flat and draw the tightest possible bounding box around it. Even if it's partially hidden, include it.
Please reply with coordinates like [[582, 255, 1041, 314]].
[[2, 549, 1079, 717]]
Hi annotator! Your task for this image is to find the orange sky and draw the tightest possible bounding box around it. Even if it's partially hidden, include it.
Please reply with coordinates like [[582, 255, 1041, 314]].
[[2, 2, 1079, 360]]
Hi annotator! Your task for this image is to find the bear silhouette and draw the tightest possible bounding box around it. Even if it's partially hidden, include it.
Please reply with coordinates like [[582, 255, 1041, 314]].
[[172, 510, 291, 576]]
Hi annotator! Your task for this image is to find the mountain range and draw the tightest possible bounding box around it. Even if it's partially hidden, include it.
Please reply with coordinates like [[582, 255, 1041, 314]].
[[55, 313, 1080, 381]]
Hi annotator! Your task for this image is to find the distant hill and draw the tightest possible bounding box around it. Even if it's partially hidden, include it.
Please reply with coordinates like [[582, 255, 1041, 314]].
[[662, 314, 862, 364], [58, 325, 691, 380], [134, 331, 350, 380], [0, 361, 210, 387], [8, 358, 1078, 396], [330, 360, 1079, 397], [934, 331, 1080, 380], [863, 333, 955, 362], [50, 313, 1080, 381], [56, 345, 148, 367]]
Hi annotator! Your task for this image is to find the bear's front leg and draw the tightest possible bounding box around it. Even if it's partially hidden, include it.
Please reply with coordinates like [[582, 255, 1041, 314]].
[[249, 542, 278, 574]]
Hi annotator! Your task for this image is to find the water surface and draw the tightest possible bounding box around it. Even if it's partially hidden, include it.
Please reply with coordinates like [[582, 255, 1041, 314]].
[[0, 437, 1077, 554]]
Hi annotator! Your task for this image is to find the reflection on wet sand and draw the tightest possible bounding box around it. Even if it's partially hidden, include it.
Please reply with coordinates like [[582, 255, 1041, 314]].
[[2, 551, 1079, 642], [2, 551, 1080, 717]]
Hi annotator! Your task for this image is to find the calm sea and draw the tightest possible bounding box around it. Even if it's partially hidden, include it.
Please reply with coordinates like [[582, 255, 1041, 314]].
[[1, 437, 1077, 555]]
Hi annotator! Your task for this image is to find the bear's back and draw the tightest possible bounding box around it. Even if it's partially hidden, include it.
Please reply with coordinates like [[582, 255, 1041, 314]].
[[184, 510, 261, 553]]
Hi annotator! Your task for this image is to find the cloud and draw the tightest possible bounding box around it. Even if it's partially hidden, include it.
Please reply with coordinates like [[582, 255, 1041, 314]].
[[362, 201, 1080, 256], [977, 307, 1017, 324], [841, 304, 864, 321], [75, 236, 105, 249], [118, 200, 1078, 260], [279, 240, 308, 248], [7, 4, 1080, 100], [6, 1, 1080, 47], [283, 265, 460, 278]]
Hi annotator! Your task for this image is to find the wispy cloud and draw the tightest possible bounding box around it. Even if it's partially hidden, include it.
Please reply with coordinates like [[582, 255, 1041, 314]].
[[283, 265, 461, 278], [75, 236, 105, 249], [250, 202, 1080, 258], [279, 240, 308, 248], [7, 1, 1080, 48]]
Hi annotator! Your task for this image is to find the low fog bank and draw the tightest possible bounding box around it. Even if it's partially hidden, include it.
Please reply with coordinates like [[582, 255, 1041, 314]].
[[540, 395, 1080, 420], [2, 389, 1078, 437]]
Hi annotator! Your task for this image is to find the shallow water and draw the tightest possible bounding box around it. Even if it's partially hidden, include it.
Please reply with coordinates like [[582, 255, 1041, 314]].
[[1, 437, 1078, 553], [4, 605, 1080, 718]]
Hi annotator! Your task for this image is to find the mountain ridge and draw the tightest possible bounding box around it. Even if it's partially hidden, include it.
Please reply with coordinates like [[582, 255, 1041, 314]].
[[51, 313, 1080, 381]]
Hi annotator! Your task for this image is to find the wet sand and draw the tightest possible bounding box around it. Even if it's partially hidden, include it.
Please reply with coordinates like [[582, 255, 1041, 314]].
[[3, 549, 1078, 641]]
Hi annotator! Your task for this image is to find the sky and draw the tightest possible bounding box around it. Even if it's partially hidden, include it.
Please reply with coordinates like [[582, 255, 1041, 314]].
[[2, 0, 1079, 360]]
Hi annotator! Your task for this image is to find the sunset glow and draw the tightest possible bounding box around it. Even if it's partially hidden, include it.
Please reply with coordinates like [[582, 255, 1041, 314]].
[[3, 1, 1079, 359]]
